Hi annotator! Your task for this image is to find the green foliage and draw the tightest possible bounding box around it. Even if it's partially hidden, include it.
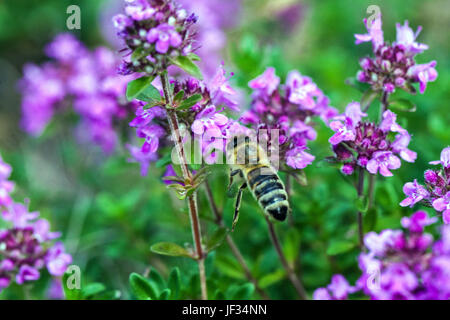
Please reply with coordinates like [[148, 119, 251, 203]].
[[170, 56, 203, 80], [126, 76, 156, 101]]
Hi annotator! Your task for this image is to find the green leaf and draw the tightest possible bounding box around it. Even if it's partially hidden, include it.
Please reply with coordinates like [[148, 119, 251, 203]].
[[148, 268, 166, 291], [231, 283, 254, 300], [259, 269, 286, 288], [170, 56, 203, 80], [137, 84, 163, 102], [215, 255, 245, 279], [364, 208, 378, 232], [129, 273, 158, 300], [150, 242, 193, 258], [355, 195, 369, 213], [126, 76, 155, 101], [159, 289, 171, 300], [167, 268, 181, 300], [82, 283, 106, 299], [326, 240, 356, 255], [174, 90, 185, 103], [206, 227, 228, 252], [178, 93, 203, 110], [187, 53, 201, 61], [283, 228, 301, 264], [389, 98, 417, 113]]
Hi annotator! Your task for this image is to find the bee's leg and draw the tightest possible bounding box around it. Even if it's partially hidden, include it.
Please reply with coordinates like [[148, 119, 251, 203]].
[[232, 182, 247, 232], [227, 169, 242, 192]]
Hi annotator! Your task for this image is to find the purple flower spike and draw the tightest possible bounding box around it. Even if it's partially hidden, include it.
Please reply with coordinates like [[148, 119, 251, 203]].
[[355, 15, 437, 94]]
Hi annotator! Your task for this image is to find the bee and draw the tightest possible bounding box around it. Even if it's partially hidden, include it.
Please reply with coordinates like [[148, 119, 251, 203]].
[[226, 135, 289, 230]]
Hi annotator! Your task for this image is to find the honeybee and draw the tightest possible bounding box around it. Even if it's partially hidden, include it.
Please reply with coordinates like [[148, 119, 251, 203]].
[[226, 135, 289, 230]]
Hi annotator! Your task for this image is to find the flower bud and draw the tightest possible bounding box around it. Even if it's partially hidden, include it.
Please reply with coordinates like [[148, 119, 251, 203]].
[[424, 170, 438, 184], [341, 163, 355, 175]]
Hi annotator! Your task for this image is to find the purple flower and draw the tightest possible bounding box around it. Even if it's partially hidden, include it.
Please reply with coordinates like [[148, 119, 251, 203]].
[[16, 265, 40, 285], [285, 147, 315, 170], [313, 274, 356, 300], [400, 180, 430, 208], [312, 287, 331, 300], [126, 144, 158, 177], [401, 210, 437, 233], [286, 71, 319, 109], [209, 64, 239, 111], [408, 61, 438, 94], [366, 151, 401, 177], [433, 192, 450, 224], [354, 16, 384, 49], [391, 131, 417, 163], [191, 106, 229, 136], [430, 147, 450, 168], [380, 110, 404, 133], [45, 242, 73, 276], [248, 67, 280, 97], [329, 119, 356, 145], [44, 33, 86, 63], [2, 203, 39, 228], [395, 21, 428, 54]]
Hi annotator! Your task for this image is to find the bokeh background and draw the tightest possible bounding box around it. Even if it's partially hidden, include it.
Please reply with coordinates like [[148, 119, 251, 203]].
[[0, 0, 448, 299]]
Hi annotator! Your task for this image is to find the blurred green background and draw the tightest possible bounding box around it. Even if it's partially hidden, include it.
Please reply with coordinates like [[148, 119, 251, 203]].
[[0, 0, 448, 299]]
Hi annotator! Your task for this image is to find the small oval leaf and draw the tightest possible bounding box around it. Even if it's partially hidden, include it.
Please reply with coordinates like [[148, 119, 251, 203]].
[[150, 242, 193, 258], [129, 273, 158, 300], [126, 76, 155, 101], [170, 56, 203, 80]]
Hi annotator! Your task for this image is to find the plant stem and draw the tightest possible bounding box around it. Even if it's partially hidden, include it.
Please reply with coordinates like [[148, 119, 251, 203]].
[[379, 91, 389, 122], [204, 179, 270, 299], [368, 173, 376, 209], [265, 217, 308, 300], [357, 166, 365, 250], [161, 72, 207, 300]]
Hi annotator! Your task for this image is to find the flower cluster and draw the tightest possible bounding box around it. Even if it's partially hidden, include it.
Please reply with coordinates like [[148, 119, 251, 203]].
[[113, 0, 198, 76], [329, 103, 416, 176], [240, 67, 338, 170], [355, 16, 437, 94], [177, 0, 241, 77], [400, 147, 450, 223], [315, 211, 450, 300], [128, 65, 246, 175], [19, 33, 136, 153], [0, 155, 71, 292]]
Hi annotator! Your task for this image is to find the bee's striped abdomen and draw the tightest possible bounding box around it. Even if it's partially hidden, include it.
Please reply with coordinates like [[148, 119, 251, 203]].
[[246, 166, 289, 221]]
